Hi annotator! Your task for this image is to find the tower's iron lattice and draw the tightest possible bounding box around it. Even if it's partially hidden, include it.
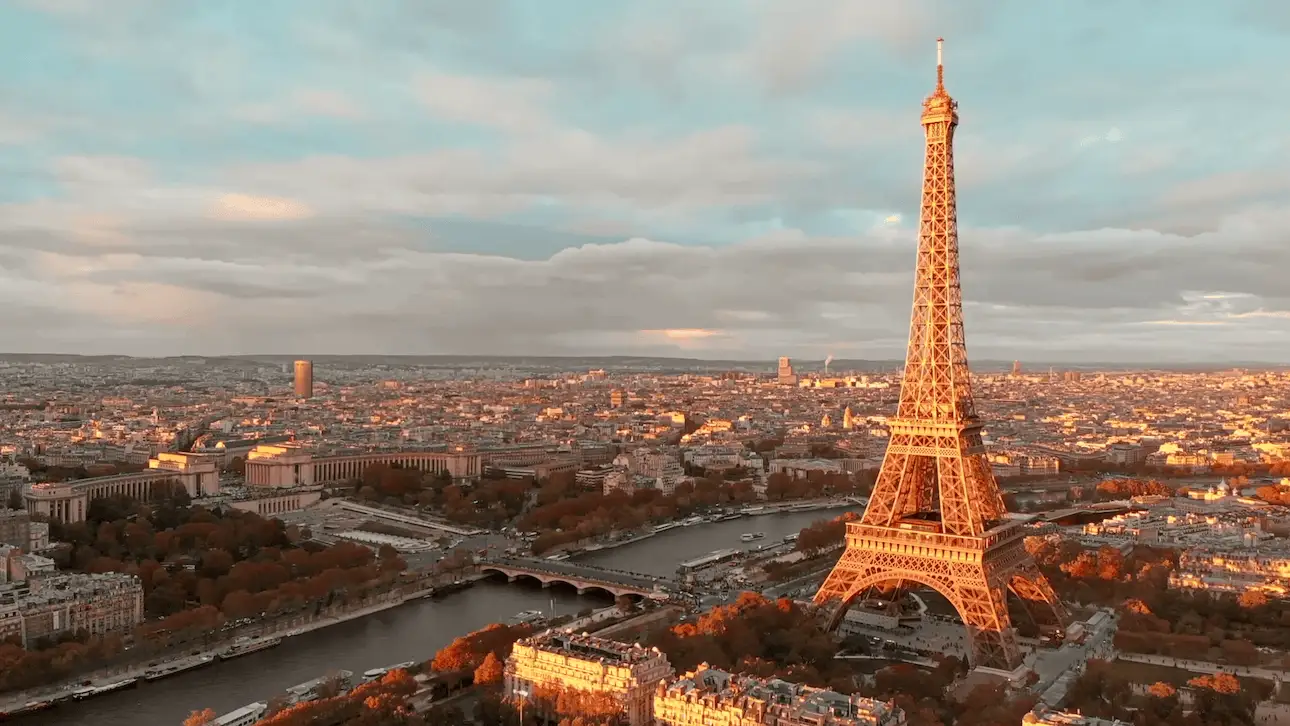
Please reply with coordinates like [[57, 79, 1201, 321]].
[[813, 39, 1066, 671]]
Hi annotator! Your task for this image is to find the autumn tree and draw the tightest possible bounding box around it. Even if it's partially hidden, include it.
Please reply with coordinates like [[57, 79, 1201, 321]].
[[648, 593, 841, 685], [183, 708, 217, 726], [1238, 589, 1269, 610], [1188, 672, 1257, 726], [432, 623, 529, 674], [795, 512, 857, 556], [474, 651, 504, 685]]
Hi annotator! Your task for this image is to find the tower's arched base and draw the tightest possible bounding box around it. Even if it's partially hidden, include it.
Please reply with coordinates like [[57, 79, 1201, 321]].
[[814, 522, 1066, 671]]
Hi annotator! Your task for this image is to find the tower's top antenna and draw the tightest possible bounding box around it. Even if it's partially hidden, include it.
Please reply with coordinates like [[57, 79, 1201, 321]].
[[936, 37, 945, 91]]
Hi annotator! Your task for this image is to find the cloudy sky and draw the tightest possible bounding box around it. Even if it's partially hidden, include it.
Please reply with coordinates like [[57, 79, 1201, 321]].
[[1, 0, 1287, 363]]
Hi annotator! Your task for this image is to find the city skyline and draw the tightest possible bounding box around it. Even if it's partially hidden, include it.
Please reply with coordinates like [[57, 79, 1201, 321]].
[[1, 2, 1287, 362]]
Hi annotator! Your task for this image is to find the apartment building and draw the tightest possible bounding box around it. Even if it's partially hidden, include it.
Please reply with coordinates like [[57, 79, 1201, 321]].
[[654, 665, 905, 726], [614, 448, 685, 496], [504, 631, 674, 726], [1024, 705, 1129, 725], [0, 509, 30, 548], [0, 572, 143, 646]]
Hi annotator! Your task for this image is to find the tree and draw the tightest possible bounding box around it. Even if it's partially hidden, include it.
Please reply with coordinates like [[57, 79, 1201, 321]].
[[183, 708, 217, 726], [1147, 682, 1176, 699], [6, 488, 21, 511], [1238, 589, 1269, 610], [474, 651, 504, 685], [1189, 672, 1240, 695]]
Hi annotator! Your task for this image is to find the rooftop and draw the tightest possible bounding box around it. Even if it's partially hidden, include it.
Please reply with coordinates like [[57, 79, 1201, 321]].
[[518, 630, 666, 666], [662, 666, 899, 724]]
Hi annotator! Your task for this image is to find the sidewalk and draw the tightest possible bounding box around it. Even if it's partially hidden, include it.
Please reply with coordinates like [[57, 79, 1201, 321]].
[[1117, 652, 1287, 681]]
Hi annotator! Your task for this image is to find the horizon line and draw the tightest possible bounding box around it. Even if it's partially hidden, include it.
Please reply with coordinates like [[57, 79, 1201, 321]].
[[0, 352, 1284, 370]]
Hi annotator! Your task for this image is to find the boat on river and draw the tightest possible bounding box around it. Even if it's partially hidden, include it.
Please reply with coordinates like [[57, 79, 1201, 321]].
[[285, 670, 354, 704], [143, 654, 216, 682], [362, 661, 418, 682], [740, 532, 766, 542], [508, 609, 547, 626], [71, 677, 138, 700], [218, 636, 283, 661], [212, 701, 268, 726]]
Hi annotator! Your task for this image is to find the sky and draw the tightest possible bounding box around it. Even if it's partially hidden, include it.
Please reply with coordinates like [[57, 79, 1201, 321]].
[[1, 0, 1288, 363]]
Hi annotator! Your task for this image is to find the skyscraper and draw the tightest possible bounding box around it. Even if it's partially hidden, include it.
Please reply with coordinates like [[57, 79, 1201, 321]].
[[293, 360, 314, 399], [777, 357, 797, 386]]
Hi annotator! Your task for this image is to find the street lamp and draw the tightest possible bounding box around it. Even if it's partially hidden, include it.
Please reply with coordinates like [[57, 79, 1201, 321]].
[[515, 688, 529, 725]]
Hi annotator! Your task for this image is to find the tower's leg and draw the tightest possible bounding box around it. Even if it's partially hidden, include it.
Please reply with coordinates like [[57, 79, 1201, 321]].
[[815, 553, 1026, 670], [952, 566, 1020, 670], [1008, 565, 1068, 638], [815, 548, 874, 614]]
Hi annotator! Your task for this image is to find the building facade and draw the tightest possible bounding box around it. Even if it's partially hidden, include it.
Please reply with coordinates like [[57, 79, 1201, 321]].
[[504, 631, 674, 726], [777, 357, 798, 386], [614, 448, 684, 496], [244, 445, 482, 487], [654, 666, 905, 726], [148, 452, 220, 496], [0, 572, 144, 646], [0, 509, 31, 549], [230, 490, 323, 517], [25, 452, 219, 524], [1023, 706, 1128, 725]]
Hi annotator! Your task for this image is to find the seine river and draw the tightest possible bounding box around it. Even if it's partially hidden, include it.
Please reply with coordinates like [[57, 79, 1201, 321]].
[[33, 508, 845, 726]]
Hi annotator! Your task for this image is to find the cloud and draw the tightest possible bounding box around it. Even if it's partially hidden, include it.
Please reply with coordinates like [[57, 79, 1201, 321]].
[[209, 194, 315, 222], [0, 204, 1286, 360], [1079, 127, 1124, 147], [217, 125, 817, 220], [809, 109, 919, 150], [232, 90, 365, 124], [415, 71, 554, 132], [646, 329, 723, 340], [745, 0, 939, 91]]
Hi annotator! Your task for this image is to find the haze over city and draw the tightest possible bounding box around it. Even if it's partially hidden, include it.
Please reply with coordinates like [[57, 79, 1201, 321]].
[[0, 0, 1286, 363]]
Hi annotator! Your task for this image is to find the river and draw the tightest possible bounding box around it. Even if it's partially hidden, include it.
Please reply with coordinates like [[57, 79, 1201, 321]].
[[574, 507, 855, 576], [33, 508, 847, 725]]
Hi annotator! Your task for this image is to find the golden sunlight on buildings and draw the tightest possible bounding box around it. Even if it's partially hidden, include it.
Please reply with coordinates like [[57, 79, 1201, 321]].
[[504, 631, 673, 726], [654, 665, 905, 726]]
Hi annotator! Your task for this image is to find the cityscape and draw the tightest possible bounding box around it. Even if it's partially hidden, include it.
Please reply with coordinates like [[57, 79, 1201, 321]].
[[3, 4, 1289, 726]]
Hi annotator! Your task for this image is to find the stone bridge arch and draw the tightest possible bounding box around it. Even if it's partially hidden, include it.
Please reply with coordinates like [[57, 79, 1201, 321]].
[[479, 567, 644, 599]]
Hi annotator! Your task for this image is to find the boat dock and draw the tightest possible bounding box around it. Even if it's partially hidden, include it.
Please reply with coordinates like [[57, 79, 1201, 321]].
[[678, 548, 741, 572]]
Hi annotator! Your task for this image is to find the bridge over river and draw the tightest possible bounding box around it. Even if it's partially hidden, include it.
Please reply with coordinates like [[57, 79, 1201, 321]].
[[479, 557, 679, 599]]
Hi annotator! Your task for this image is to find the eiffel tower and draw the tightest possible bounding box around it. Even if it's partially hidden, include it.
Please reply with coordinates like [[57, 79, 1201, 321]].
[[814, 39, 1066, 671]]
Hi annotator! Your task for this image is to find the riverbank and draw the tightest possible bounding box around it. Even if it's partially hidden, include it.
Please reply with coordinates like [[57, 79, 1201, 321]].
[[7, 507, 847, 724], [0, 574, 487, 719]]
